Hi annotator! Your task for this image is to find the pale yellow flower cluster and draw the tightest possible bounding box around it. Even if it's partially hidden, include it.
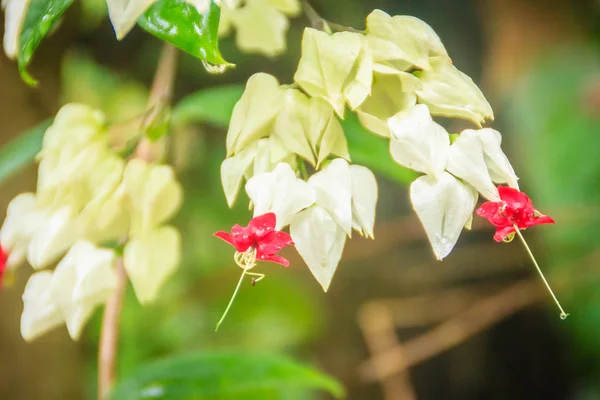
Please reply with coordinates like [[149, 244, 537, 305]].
[[0, 104, 183, 341], [219, 0, 300, 57]]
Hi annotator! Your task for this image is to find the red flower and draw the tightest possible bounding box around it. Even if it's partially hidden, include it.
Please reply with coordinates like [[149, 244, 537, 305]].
[[0, 245, 8, 287], [476, 186, 555, 242], [214, 212, 294, 266]]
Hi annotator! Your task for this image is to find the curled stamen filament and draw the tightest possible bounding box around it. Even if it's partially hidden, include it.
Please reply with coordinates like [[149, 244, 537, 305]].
[[513, 225, 569, 320], [215, 248, 260, 331]]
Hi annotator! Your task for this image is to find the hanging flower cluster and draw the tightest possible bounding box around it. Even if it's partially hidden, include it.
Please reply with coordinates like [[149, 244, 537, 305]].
[[0, 104, 183, 341], [219, 0, 300, 56], [217, 8, 559, 312]]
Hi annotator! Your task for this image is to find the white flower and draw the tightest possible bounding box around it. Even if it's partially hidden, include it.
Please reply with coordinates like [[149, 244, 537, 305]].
[[388, 105, 515, 259], [349, 165, 378, 238], [307, 159, 353, 235], [123, 226, 181, 304], [245, 162, 315, 229], [290, 206, 346, 292], [122, 159, 183, 235], [0, 193, 45, 270], [21, 271, 64, 342], [47, 241, 118, 340]]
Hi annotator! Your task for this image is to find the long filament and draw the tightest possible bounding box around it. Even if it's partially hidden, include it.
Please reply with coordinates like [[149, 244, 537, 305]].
[[513, 226, 568, 319]]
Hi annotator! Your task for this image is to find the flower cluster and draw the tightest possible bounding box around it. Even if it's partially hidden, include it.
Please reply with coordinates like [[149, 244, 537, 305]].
[[218, 9, 499, 290], [219, 0, 300, 56], [0, 104, 183, 341]]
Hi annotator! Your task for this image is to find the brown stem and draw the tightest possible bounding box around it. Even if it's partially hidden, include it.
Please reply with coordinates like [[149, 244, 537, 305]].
[[97, 42, 179, 400], [97, 262, 127, 400]]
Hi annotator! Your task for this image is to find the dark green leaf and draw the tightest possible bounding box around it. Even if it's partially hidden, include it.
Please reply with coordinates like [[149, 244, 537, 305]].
[[0, 119, 50, 185], [110, 351, 345, 400], [18, 0, 74, 86], [138, 0, 232, 67]]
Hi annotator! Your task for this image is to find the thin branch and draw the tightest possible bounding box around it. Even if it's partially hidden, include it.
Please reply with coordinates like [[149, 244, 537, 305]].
[[98, 262, 127, 400], [97, 42, 179, 400]]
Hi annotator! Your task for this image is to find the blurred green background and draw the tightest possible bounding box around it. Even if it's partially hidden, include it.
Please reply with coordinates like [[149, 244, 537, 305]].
[[1, 0, 600, 399]]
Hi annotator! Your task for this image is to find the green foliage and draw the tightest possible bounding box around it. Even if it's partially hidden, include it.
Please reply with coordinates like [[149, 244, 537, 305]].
[[0, 119, 50, 186], [506, 47, 600, 375], [172, 85, 416, 185], [138, 0, 232, 67], [18, 0, 74, 86], [109, 351, 344, 400]]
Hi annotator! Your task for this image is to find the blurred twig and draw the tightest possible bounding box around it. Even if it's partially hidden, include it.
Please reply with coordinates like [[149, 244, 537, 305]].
[[358, 248, 600, 383]]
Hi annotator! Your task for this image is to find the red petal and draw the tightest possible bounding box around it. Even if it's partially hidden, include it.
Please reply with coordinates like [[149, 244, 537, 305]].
[[248, 213, 277, 238], [257, 231, 294, 256], [523, 214, 555, 228], [0, 245, 8, 287], [257, 253, 290, 267], [498, 186, 533, 212], [493, 226, 516, 242], [231, 224, 253, 252], [214, 231, 235, 246], [476, 201, 511, 228]]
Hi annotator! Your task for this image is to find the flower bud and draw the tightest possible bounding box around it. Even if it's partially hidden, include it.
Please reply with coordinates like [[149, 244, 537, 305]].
[[365, 10, 448, 72], [294, 28, 372, 117], [123, 159, 183, 234], [226, 73, 284, 156], [123, 226, 181, 304], [2, 0, 30, 59], [416, 57, 494, 126]]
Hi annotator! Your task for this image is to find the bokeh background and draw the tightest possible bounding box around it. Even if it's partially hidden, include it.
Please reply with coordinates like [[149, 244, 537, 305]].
[[1, 0, 600, 399]]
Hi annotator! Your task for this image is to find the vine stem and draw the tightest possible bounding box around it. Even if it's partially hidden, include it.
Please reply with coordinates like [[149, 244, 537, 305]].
[[299, 0, 362, 33], [513, 226, 568, 319], [97, 42, 179, 400]]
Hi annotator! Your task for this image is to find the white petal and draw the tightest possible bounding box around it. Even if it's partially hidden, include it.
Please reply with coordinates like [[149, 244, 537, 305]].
[[349, 165, 378, 238], [27, 207, 80, 270], [308, 159, 353, 234], [21, 271, 64, 342], [388, 104, 449, 177], [446, 130, 500, 201], [290, 206, 346, 292], [474, 128, 519, 189], [106, 0, 158, 40], [220, 143, 257, 207], [410, 172, 477, 260], [0, 193, 44, 269], [124, 226, 181, 305], [246, 163, 316, 229], [2, 0, 31, 59], [48, 241, 118, 340]]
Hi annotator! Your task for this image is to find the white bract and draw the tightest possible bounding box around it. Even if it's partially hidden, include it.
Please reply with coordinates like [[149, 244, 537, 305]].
[[2, 0, 31, 59], [219, 0, 300, 56], [21, 241, 118, 341], [388, 104, 516, 259], [243, 159, 377, 292]]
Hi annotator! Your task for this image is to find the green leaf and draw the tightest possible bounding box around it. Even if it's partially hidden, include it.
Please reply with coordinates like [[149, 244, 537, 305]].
[[110, 351, 345, 400], [172, 85, 244, 126], [173, 84, 415, 186], [18, 0, 75, 86], [138, 0, 232, 67], [0, 119, 50, 185], [341, 112, 417, 185]]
